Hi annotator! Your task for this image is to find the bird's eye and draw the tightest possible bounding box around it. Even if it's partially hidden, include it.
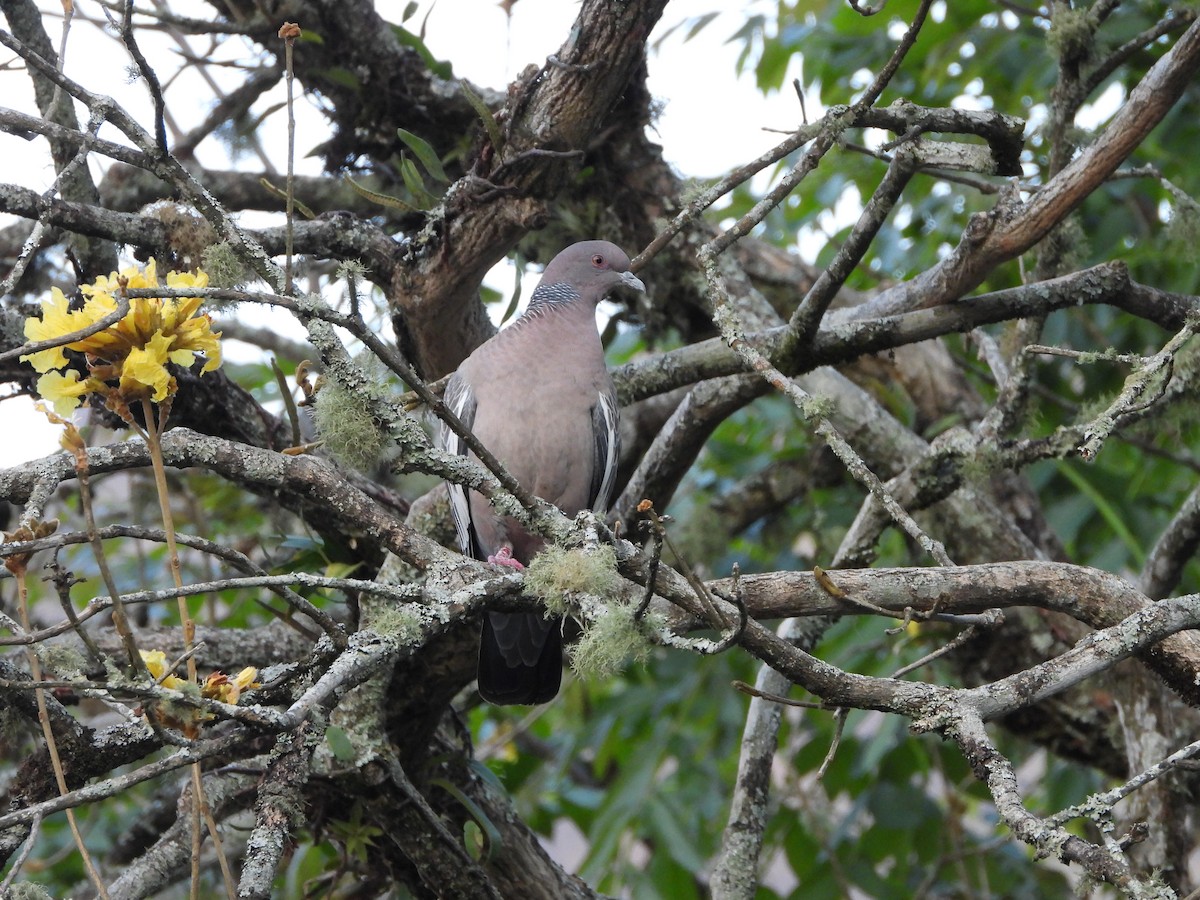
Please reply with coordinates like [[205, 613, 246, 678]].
[[591, 254, 605, 268]]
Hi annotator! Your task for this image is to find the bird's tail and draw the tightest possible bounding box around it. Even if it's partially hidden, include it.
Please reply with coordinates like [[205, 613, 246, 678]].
[[478, 611, 562, 705]]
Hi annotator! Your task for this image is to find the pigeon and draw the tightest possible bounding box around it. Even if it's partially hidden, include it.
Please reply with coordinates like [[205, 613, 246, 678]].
[[440, 241, 645, 704]]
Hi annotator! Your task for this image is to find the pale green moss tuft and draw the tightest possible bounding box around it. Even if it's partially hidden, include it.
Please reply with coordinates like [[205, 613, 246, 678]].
[[200, 241, 252, 293], [145, 202, 215, 272], [958, 445, 1002, 484], [569, 602, 664, 681], [1165, 193, 1200, 249], [796, 393, 834, 421], [40, 644, 88, 680], [524, 545, 621, 616], [9, 884, 55, 900], [1172, 336, 1200, 384], [335, 259, 369, 282], [1046, 7, 1093, 63], [369, 605, 424, 644], [311, 379, 387, 472]]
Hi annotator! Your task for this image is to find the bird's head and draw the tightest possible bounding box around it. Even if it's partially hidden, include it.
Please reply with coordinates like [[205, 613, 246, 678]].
[[540, 240, 646, 303]]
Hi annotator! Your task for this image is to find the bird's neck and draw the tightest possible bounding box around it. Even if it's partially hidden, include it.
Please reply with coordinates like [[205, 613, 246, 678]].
[[527, 281, 582, 309], [516, 296, 598, 330]]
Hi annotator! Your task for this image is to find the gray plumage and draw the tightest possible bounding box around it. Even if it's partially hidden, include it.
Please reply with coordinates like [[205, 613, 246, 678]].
[[439, 241, 645, 704]]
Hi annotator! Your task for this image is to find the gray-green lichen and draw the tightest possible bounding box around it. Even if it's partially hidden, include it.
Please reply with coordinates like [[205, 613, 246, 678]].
[[368, 605, 425, 646], [200, 241, 251, 292], [311, 378, 388, 473], [569, 601, 665, 681], [1045, 6, 1094, 64], [8, 883, 55, 900], [524, 545, 621, 615], [39, 644, 88, 680]]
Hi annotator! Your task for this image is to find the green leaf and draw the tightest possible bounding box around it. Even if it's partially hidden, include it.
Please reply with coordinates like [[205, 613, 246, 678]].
[[328, 804, 382, 863], [399, 155, 439, 208], [390, 24, 453, 79], [343, 173, 422, 213], [645, 794, 707, 871], [325, 726, 356, 762], [257, 177, 316, 219], [277, 535, 324, 552], [1055, 461, 1146, 565], [323, 561, 361, 579], [461, 82, 504, 153], [685, 12, 720, 42], [429, 777, 502, 861], [396, 128, 449, 183], [313, 66, 360, 90]]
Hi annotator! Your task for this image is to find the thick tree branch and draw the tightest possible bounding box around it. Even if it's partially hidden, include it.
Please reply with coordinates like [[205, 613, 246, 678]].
[[392, 0, 670, 377], [861, 15, 1200, 318]]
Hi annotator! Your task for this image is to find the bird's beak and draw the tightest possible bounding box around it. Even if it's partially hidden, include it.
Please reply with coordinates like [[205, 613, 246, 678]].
[[620, 271, 646, 293]]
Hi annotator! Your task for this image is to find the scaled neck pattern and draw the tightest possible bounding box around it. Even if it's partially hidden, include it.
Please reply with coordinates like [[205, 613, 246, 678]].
[[509, 282, 589, 332], [528, 281, 583, 310]]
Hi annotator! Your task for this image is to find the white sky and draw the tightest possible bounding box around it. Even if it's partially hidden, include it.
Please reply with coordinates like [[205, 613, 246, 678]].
[[0, 0, 805, 467]]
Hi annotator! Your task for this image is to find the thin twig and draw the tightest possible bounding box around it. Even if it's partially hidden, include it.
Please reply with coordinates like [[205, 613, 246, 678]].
[[0, 732, 252, 832], [279, 23, 301, 294], [891, 613, 1001, 679], [14, 568, 110, 898], [785, 146, 919, 356], [0, 571, 387, 648], [121, 0, 167, 154], [1, 296, 131, 364], [634, 514, 664, 621], [732, 679, 824, 709], [852, 0, 933, 112], [705, 259, 955, 569], [638, 500, 746, 651], [0, 811, 43, 893], [0, 524, 348, 648], [66, 424, 146, 674], [815, 708, 849, 780], [1077, 317, 1198, 460]]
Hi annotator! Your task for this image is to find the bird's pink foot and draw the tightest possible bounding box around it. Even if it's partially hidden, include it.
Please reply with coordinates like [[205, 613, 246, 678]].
[[487, 546, 525, 571]]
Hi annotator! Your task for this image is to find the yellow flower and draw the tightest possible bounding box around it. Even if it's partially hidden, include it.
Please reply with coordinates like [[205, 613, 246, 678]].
[[36, 369, 100, 417], [20, 263, 221, 411], [233, 666, 260, 692], [141, 649, 167, 676], [84, 259, 159, 296], [166, 268, 207, 290], [140, 649, 187, 690], [202, 666, 260, 705], [22, 287, 81, 373], [228, 666, 261, 703], [120, 332, 175, 402]]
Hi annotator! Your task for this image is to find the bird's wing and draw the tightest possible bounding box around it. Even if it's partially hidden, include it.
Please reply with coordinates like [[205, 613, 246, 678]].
[[590, 386, 621, 513], [440, 374, 480, 559]]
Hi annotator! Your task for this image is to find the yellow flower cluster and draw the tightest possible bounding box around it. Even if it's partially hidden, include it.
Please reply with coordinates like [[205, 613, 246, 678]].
[[141, 649, 260, 699], [140, 649, 187, 690], [21, 262, 221, 416], [202, 666, 262, 706], [140, 649, 260, 730]]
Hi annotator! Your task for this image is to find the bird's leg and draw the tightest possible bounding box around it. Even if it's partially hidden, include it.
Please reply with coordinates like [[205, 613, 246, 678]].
[[487, 545, 525, 572]]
